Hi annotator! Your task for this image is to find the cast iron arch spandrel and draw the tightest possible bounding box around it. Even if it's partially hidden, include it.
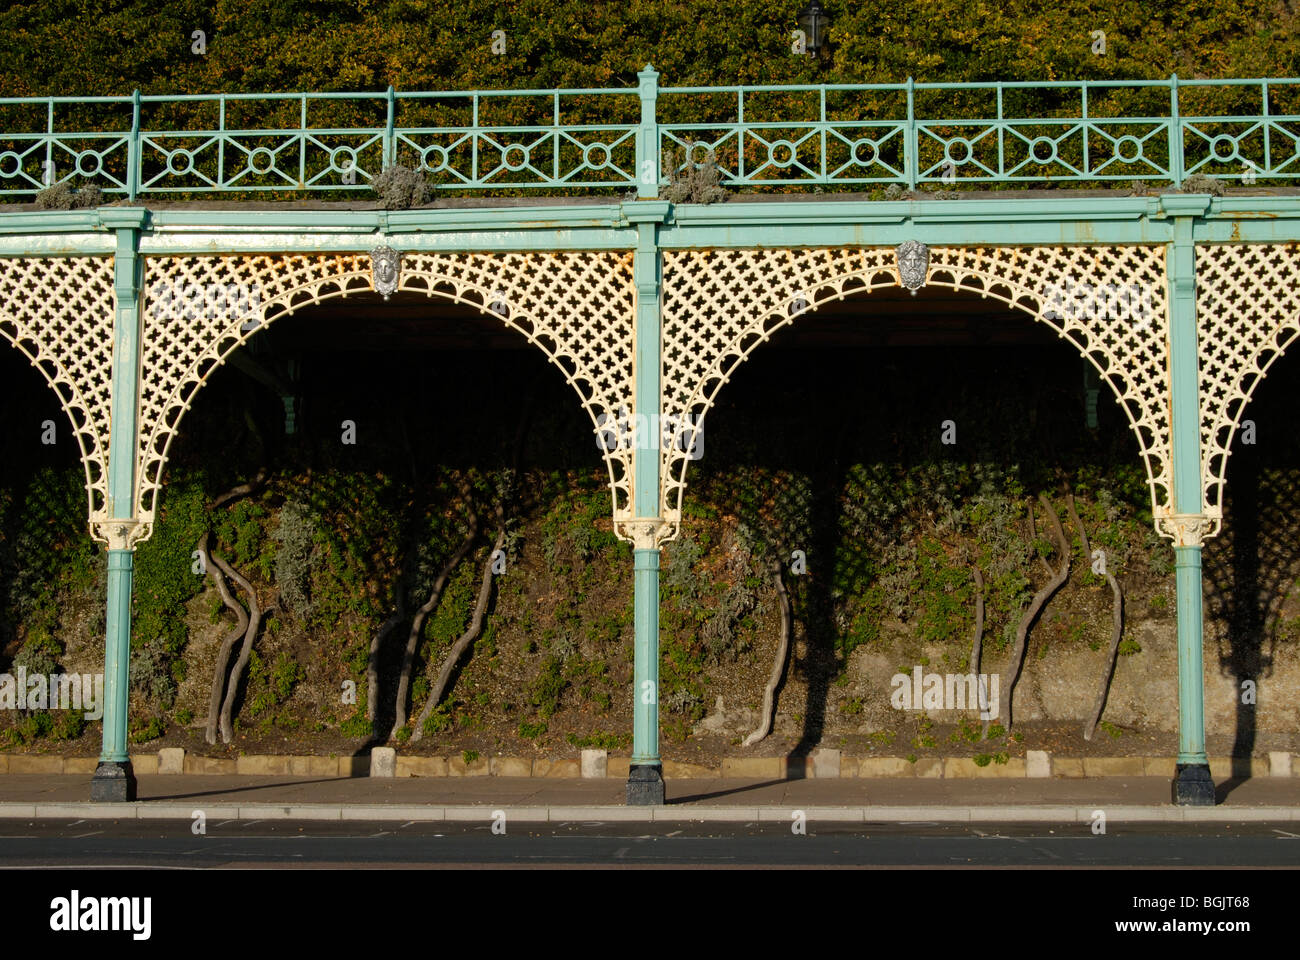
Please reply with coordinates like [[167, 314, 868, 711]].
[[657, 245, 1173, 545], [133, 251, 636, 542]]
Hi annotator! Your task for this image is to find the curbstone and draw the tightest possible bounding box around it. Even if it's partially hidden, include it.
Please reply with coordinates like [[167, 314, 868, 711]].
[[653, 806, 761, 822], [1208, 755, 1266, 779], [144, 804, 239, 819], [40, 802, 136, 818], [395, 756, 446, 778], [489, 756, 532, 777], [158, 748, 185, 775], [856, 757, 913, 778], [62, 757, 98, 775], [243, 805, 341, 821], [580, 749, 607, 779], [1143, 757, 1176, 777], [236, 755, 283, 775], [607, 756, 631, 779], [306, 756, 339, 778], [663, 760, 716, 778], [756, 806, 863, 822], [1052, 757, 1085, 778], [1270, 751, 1293, 778], [810, 748, 841, 779], [1083, 757, 1146, 777], [943, 757, 1026, 778], [1026, 750, 1050, 778], [534, 758, 580, 778], [184, 755, 235, 775], [914, 758, 943, 778], [447, 755, 491, 777], [548, 805, 651, 822], [721, 757, 784, 779], [8, 756, 65, 774], [370, 747, 396, 777], [129, 754, 159, 775], [341, 805, 444, 821], [339, 755, 368, 778]]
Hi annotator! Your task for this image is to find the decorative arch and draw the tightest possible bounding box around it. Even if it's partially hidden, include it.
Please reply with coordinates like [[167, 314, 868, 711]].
[[135, 251, 636, 541], [0, 255, 114, 531], [1194, 242, 1300, 539], [657, 244, 1172, 544]]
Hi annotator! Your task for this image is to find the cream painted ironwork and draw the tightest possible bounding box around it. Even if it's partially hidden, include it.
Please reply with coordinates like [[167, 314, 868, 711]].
[[135, 251, 636, 539], [1194, 242, 1300, 540], [658, 245, 1173, 545], [0, 255, 115, 535]]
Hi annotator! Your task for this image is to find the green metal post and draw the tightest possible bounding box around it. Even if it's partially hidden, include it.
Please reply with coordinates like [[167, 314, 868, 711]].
[[91, 209, 148, 803], [625, 201, 669, 804], [384, 86, 396, 169], [905, 77, 918, 190], [127, 90, 141, 202], [1163, 194, 1214, 805], [637, 66, 659, 200]]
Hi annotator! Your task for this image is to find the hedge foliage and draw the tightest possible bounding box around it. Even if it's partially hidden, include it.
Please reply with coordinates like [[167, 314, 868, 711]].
[[0, 0, 1295, 99]]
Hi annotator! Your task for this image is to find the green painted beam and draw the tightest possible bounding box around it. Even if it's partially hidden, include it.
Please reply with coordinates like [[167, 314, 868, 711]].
[[0, 194, 1299, 258]]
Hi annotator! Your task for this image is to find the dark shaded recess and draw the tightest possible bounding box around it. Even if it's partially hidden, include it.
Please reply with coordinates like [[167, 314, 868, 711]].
[[0, 347, 87, 664]]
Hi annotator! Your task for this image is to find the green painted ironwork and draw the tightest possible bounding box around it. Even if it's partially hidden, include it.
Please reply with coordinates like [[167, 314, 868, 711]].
[[2, 73, 1298, 200], [629, 202, 666, 771], [99, 212, 146, 767], [1164, 195, 1211, 774]]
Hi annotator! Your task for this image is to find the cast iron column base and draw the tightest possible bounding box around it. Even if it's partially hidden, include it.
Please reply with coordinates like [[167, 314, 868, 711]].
[[626, 763, 665, 805], [1173, 763, 1216, 806], [90, 760, 136, 803]]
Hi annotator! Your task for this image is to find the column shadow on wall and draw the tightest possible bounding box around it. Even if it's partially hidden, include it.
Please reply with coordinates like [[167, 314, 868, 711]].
[[1201, 374, 1300, 799]]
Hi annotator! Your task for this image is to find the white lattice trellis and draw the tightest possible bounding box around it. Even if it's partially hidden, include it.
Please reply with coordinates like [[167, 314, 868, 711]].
[[0, 256, 115, 533], [659, 245, 1172, 544], [1195, 243, 1300, 539], [137, 251, 635, 536]]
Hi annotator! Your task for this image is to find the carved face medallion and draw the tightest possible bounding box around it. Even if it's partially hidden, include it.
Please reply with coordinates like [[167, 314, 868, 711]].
[[370, 245, 400, 299], [895, 240, 930, 293]]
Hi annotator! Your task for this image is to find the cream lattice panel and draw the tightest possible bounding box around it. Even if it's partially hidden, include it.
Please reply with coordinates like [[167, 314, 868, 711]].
[[660, 245, 1171, 542], [138, 252, 635, 533], [0, 256, 114, 533], [1195, 243, 1300, 536]]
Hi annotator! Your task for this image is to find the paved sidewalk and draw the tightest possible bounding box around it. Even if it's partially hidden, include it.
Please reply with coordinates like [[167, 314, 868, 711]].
[[0, 774, 1296, 822]]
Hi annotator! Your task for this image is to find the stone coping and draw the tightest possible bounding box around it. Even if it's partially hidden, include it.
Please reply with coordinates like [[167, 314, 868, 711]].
[[0, 749, 1291, 779]]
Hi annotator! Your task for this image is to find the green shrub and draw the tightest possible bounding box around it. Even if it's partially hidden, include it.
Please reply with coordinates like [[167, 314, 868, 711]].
[[517, 719, 548, 739], [339, 712, 373, 738], [129, 716, 165, 743], [422, 704, 453, 736]]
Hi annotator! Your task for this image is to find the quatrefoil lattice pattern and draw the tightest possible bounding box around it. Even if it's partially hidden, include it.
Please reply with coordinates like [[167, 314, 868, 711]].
[[1195, 243, 1300, 536], [659, 245, 1172, 543], [0, 255, 115, 533], [137, 252, 635, 534]]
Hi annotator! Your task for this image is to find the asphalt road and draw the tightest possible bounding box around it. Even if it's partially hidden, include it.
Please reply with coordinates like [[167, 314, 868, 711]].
[[2, 818, 1298, 868]]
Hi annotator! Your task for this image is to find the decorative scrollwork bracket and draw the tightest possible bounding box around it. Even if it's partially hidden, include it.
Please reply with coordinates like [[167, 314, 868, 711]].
[[1155, 513, 1218, 548], [91, 519, 151, 551], [616, 517, 675, 551]]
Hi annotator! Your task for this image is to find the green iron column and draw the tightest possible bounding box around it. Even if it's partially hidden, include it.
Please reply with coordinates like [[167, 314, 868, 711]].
[[625, 199, 669, 805], [92, 209, 148, 803], [1162, 195, 1215, 806]]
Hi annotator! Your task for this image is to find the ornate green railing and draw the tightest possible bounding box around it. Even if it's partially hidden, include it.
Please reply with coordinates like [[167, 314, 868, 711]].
[[1, 68, 1296, 200]]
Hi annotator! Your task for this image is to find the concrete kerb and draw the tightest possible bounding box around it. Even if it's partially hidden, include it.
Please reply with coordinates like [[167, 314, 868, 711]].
[[0, 802, 1296, 822], [4, 749, 1295, 778]]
